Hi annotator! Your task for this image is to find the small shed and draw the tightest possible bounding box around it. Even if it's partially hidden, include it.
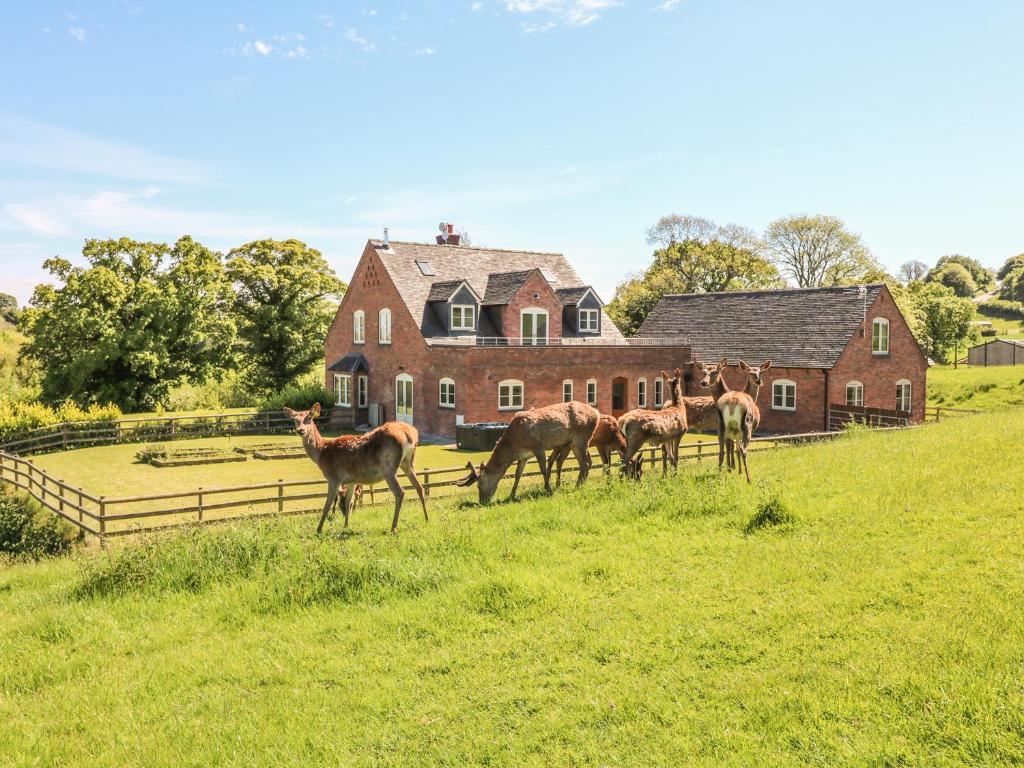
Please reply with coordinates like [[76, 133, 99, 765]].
[[967, 338, 1024, 366]]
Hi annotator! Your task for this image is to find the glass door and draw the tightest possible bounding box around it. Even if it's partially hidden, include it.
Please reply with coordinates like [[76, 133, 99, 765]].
[[395, 374, 414, 424]]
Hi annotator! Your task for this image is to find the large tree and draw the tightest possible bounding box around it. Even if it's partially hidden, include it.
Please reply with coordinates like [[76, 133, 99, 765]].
[[997, 253, 1024, 282], [927, 261, 977, 298], [0, 293, 18, 324], [20, 237, 235, 410], [609, 220, 781, 336], [898, 260, 928, 284], [227, 239, 345, 393], [927, 254, 992, 292], [906, 282, 977, 363], [999, 265, 1024, 303], [763, 214, 877, 287]]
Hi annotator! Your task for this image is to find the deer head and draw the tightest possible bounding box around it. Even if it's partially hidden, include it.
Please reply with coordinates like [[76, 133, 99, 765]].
[[695, 358, 729, 390], [738, 360, 772, 391], [283, 403, 321, 439], [456, 460, 503, 504]]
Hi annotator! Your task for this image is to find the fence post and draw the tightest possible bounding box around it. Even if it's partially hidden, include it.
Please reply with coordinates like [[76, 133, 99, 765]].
[[62, 424, 68, 451], [58, 479, 65, 516], [423, 468, 431, 497], [197, 488, 204, 523], [77, 488, 83, 525], [99, 496, 107, 541], [697, 441, 702, 462], [277, 479, 284, 513]]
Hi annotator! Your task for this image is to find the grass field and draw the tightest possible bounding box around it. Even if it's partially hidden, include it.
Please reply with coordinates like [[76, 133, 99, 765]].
[[2, 410, 1023, 766], [927, 364, 1024, 410]]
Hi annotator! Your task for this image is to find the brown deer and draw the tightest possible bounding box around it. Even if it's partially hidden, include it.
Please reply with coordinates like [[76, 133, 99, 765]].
[[695, 358, 734, 471], [715, 360, 771, 483], [617, 369, 688, 477], [546, 414, 627, 485], [283, 404, 427, 534], [457, 401, 599, 504]]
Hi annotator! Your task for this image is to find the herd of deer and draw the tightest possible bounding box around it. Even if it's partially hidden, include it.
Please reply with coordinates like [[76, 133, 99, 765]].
[[284, 357, 772, 534]]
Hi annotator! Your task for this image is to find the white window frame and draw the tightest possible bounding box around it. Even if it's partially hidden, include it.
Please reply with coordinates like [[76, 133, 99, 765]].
[[896, 379, 912, 412], [353, 310, 365, 344], [357, 375, 368, 408], [450, 304, 475, 331], [654, 377, 664, 408], [439, 377, 456, 408], [637, 378, 647, 408], [498, 379, 524, 411], [334, 373, 352, 408], [772, 379, 797, 411], [520, 307, 549, 346], [562, 379, 573, 403], [872, 317, 890, 355], [378, 308, 392, 345], [578, 308, 599, 333], [586, 379, 597, 406], [845, 380, 864, 407]]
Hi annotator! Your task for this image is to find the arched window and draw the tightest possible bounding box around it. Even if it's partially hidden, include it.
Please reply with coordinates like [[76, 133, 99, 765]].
[[586, 378, 597, 406], [498, 379, 524, 411], [772, 379, 796, 411], [896, 379, 912, 412], [654, 376, 664, 408], [562, 379, 573, 403], [845, 381, 864, 407], [872, 317, 890, 355], [353, 310, 365, 344], [637, 378, 647, 408], [378, 308, 392, 344], [439, 377, 455, 408]]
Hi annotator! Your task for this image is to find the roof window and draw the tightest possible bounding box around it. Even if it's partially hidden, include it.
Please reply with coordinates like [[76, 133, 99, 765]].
[[539, 267, 558, 282], [416, 260, 436, 276]]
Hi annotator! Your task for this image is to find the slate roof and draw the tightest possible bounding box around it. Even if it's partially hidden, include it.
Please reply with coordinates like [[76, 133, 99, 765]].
[[327, 352, 370, 373], [555, 286, 596, 305], [426, 279, 467, 302], [637, 285, 887, 369], [482, 270, 535, 305], [367, 240, 624, 341]]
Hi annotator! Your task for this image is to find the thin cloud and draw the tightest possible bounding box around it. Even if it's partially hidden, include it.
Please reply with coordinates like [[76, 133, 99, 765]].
[[68, 25, 87, 42], [344, 28, 377, 51], [415, 47, 436, 55], [315, 13, 336, 28], [656, 0, 681, 10], [0, 118, 213, 184], [471, 1, 483, 9], [504, 0, 620, 29], [242, 40, 274, 56], [4, 203, 68, 236]]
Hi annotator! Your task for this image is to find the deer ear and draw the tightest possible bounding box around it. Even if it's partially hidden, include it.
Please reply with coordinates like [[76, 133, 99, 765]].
[[739, 360, 750, 372], [456, 461, 479, 487], [660, 370, 670, 381], [282, 407, 296, 417], [761, 360, 772, 370], [310, 403, 321, 418], [673, 367, 681, 378], [719, 357, 728, 368]]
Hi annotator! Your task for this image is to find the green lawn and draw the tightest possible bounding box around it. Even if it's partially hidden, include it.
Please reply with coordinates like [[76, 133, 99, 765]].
[[2, 410, 1023, 766], [927, 364, 1024, 410]]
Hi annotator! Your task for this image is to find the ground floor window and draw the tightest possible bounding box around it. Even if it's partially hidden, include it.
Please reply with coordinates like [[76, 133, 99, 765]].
[[845, 381, 863, 407], [357, 375, 367, 408], [439, 377, 455, 408], [654, 377, 664, 408], [637, 378, 647, 408], [334, 374, 352, 407], [586, 379, 597, 406], [562, 379, 573, 403], [499, 379, 524, 411], [896, 379, 912, 412], [772, 379, 796, 411]]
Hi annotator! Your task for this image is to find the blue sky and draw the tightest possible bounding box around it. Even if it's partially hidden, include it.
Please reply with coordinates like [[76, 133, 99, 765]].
[[1, 0, 1022, 304]]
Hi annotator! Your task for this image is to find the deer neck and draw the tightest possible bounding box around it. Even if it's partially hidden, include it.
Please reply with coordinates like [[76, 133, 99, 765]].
[[709, 373, 731, 400], [744, 377, 760, 402], [301, 424, 326, 464]]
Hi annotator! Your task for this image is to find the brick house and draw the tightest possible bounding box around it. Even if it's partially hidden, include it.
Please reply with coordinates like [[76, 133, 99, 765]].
[[637, 285, 928, 432], [323, 235, 690, 439]]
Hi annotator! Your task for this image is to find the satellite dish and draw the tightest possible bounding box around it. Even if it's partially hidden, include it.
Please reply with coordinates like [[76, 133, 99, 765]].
[[439, 222, 447, 233]]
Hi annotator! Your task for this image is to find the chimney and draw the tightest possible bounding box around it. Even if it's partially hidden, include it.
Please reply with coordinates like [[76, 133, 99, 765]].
[[436, 221, 461, 246], [382, 227, 390, 248]]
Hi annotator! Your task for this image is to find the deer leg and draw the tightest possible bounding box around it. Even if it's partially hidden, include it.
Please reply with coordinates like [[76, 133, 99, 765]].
[[342, 484, 356, 528], [316, 481, 340, 535], [598, 445, 610, 474], [716, 411, 726, 471], [384, 472, 405, 533], [572, 439, 590, 488], [509, 458, 527, 500], [402, 463, 428, 522], [533, 449, 553, 494]]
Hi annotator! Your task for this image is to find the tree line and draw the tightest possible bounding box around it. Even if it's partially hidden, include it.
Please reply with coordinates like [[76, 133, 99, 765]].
[[13, 237, 345, 412], [609, 213, 1021, 363]]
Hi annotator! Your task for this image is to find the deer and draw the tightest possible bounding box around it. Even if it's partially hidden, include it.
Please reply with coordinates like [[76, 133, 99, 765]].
[[695, 358, 734, 472], [546, 414, 627, 486], [617, 369, 688, 478], [457, 401, 599, 504], [283, 404, 427, 534], [715, 360, 771, 483]]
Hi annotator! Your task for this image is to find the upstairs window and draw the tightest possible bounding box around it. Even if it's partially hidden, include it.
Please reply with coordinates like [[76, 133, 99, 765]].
[[872, 318, 890, 355], [772, 380, 796, 411], [845, 381, 864, 407], [578, 308, 599, 333], [521, 308, 549, 346], [637, 378, 647, 408], [499, 379, 524, 411], [562, 380, 573, 403], [334, 374, 352, 408], [378, 308, 392, 344], [353, 310, 365, 344], [451, 304, 475, 331], [586, 379, 597, 406], [654, 377, 664, 408], [896, 379, 912, 412], [439, 377, 455, 408]]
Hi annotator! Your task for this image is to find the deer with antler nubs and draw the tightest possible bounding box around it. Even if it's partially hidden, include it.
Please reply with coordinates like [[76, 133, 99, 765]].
[[284, 404, 427, 534], [715, 360, 771, 483]]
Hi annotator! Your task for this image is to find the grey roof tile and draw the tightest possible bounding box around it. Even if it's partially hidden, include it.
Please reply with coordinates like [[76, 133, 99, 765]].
[[482, 270, 535, 305], [426, 279, 466, 302]]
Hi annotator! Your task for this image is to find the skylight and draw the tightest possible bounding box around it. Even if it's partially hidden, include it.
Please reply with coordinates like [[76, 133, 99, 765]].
[[539, 267, 558, 282], [416, 260, 436, 276]]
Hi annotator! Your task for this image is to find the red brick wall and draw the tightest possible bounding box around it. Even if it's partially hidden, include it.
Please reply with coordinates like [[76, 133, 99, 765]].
[[501, 271, 564, 341], [829, 287, 928, 424]]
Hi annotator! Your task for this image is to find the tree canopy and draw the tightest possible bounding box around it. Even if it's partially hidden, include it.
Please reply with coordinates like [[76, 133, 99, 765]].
[[226, 239, 346, 394], [20, 237, 236, 411], [926, 254, 991, 293], [763, 215, 877, 287], [927, 261, 978, 298], [906, 282, 977, 363], [898, 260, 928, 283], [997, 253, 1024, 282]]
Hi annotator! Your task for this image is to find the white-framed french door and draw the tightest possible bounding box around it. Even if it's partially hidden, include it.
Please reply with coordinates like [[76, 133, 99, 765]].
[[395, 373, 414, 424]]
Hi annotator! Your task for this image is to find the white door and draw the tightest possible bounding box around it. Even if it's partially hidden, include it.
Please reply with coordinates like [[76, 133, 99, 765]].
[[395, 374, 414, 424]]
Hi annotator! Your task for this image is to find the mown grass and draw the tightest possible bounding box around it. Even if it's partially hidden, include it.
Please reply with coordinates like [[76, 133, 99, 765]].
[[1, 410, 1023, 766], [927, 364, 1024, 410]]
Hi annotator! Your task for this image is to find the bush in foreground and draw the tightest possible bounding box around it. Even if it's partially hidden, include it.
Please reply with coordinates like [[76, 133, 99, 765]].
[[0, 491, 80, 560]]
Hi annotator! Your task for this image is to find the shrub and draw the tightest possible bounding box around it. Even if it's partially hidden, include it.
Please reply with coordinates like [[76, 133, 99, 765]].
[[0, 491, 80, 560], [977, 300, 1024, 321], [980, 328, 998, 337], [744, 496, 796, 534], [257, 373, 334, 413], [0, 398, 122, 441]]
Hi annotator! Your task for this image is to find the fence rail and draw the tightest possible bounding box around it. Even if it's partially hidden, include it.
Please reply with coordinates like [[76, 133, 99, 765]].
[[923, 405, 981, 422], [428, 336, 688, 348]]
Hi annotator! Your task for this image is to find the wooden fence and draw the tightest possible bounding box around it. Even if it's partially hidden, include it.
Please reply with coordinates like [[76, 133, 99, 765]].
[[0, 432, 855, 539], [923, 405, 981, 422]]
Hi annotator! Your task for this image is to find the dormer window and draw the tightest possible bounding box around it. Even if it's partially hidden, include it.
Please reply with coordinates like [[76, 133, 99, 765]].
[[578, 308, 599, 333], [451, 304, 475, 331]]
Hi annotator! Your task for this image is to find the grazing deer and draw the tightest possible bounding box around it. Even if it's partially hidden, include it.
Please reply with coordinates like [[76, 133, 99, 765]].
[[617, 369, 688, 477], [457, 401, 599, 504], [284, 404, 427, 534], [715, 360, 771, 483], [546, 414, 627, 486], [695, 358, 734, 471]]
